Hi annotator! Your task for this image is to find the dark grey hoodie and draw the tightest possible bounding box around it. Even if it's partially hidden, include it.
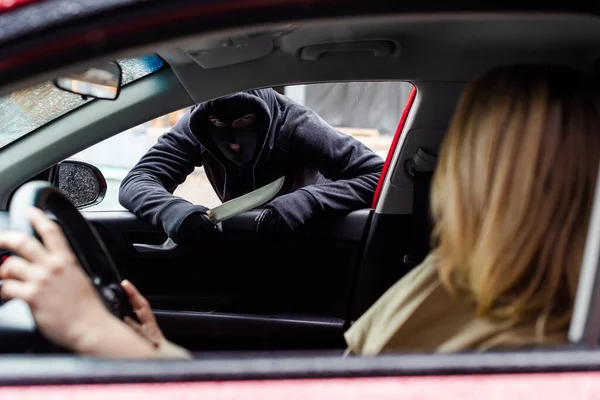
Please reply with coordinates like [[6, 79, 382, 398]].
[[118, 89, 384, 238]]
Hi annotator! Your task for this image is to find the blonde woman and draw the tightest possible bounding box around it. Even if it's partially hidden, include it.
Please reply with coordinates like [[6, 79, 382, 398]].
[[1, 64, 599, 357], [345, 64, 600, 353]]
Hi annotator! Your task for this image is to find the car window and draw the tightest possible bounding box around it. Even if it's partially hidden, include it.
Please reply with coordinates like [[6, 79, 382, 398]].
[[69, 82, 413, 211], [0, 55, 164, 149]]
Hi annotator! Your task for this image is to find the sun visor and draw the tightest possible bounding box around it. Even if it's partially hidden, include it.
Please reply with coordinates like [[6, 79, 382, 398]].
[[183, 27, 295, 69]]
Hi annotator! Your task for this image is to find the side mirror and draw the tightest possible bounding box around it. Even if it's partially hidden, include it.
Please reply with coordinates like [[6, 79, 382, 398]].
[[53, 61, 122, 100], [52, 161, 107, 209]]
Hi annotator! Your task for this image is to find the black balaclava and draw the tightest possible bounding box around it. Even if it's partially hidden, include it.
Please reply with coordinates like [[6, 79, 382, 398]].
[[201, 94, 271, 166]]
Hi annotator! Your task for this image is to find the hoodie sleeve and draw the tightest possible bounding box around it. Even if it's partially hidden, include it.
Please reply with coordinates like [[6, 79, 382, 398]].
[[118, 107, 206, 239], [266, 105, 384, 229]]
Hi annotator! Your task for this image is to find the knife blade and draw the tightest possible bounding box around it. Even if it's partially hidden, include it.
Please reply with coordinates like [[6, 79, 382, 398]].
[[206, 176, 285, 223]]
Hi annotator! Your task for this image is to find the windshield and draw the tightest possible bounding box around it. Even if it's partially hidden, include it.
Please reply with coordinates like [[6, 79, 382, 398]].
[[0, 55, 164, 149]]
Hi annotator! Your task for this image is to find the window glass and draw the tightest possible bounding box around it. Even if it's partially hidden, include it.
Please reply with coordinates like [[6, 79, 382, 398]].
[[286, 82, 412, 159], [0, 55, 164, 149], [70, 82, 413, 211]]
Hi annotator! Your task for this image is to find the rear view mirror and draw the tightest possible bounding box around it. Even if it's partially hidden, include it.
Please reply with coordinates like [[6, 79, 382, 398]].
[[53, 161, 107, 209], [53, 61, 121, 100]]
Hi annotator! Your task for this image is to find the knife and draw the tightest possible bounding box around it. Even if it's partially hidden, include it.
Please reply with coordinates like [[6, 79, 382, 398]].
[[133, 176, 285, 253], [206, 176, 285, 223]]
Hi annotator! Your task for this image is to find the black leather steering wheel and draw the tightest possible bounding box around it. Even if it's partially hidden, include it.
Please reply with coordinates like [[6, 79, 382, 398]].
[[8, 181, 138, 322]]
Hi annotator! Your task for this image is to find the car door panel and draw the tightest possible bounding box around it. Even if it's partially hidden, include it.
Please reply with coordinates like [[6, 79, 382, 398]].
[[154, 311, 346, 351], [83, 209, 372, 351]]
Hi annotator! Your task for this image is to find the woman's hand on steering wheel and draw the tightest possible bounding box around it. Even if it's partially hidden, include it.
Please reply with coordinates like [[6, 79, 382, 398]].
[[0, 207, 112, 352], [122, 279, 166, 349], [0, 207, 156, 358]]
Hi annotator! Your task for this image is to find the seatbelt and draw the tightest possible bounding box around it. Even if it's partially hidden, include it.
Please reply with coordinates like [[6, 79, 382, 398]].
[[403, 148, 437, 269]]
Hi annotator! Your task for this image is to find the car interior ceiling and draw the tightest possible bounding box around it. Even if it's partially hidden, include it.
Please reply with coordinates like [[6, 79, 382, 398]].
[[2, 12, 600, 358]]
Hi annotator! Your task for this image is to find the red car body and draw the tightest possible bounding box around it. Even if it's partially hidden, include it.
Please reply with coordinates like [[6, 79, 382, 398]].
[[3, 372, 600, 399]]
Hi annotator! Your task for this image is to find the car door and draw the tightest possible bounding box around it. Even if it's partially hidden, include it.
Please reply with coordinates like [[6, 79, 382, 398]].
[[57, 81, 413, 353]]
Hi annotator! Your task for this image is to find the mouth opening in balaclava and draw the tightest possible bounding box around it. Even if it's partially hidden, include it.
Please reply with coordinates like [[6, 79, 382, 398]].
[[202, 93, 271, 166]]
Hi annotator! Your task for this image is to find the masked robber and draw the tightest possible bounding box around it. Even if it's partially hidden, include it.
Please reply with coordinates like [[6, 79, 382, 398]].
[[119, 89, 384, 245]]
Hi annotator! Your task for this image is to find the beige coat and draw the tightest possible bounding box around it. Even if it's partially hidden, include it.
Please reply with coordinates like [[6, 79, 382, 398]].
[[344, 253, 567, 354]]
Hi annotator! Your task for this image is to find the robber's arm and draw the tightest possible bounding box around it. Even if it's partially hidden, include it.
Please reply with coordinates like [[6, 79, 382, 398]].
[[266, 109, 384, 228], [118, 107, 206, 238]]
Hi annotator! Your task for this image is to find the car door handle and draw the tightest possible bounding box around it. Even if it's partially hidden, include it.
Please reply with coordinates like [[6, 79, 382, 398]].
[[133, 238, 178, 253]]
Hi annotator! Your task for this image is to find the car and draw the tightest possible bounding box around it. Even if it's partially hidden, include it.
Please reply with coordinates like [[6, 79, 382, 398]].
[[1, 0, 600, 398]]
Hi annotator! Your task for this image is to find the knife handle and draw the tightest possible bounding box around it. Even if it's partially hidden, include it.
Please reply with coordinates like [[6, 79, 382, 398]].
[[206, 209, 216, 223]]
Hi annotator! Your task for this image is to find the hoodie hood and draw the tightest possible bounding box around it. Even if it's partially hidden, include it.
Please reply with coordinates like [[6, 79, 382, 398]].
[[188, 89, 281, 168]]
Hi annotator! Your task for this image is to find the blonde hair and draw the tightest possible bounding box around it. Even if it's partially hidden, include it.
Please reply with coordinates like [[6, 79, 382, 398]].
[[431, 65, 600, 332]]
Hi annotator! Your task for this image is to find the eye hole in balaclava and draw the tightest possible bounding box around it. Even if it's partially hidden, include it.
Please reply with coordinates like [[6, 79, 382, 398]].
[[206, 97, 269, 166], [209, 116, 228, 128]]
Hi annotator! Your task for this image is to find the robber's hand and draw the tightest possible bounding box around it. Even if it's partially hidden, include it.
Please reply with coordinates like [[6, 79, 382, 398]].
[[255, 207, 293, 236], [255, 190, 315, 236], [173, 205, 222, 245]]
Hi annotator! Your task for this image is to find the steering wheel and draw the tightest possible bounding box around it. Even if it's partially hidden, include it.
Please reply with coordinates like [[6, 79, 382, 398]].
[[7, 181, 138, 322]]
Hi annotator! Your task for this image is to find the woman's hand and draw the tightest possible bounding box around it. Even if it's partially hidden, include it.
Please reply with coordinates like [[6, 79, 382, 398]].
[[122, 280, 193, 360], [0, 207, 112, 351], [0, 207, 157, 358], [122, 279, 165, 348]]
